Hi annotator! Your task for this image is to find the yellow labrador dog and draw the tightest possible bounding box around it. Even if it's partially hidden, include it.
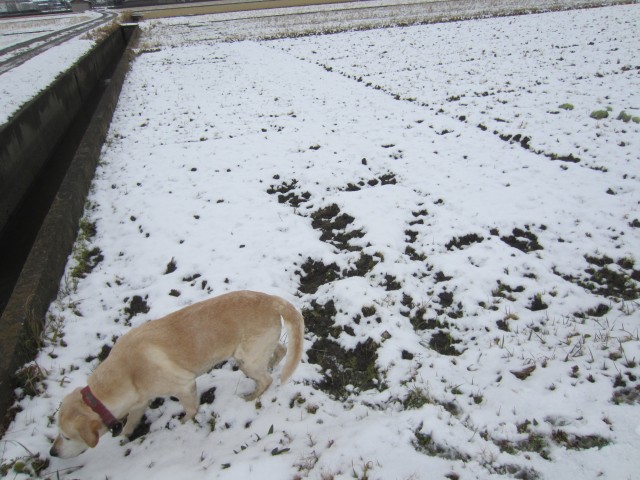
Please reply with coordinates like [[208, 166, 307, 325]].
[[50, 290, 304, 458]]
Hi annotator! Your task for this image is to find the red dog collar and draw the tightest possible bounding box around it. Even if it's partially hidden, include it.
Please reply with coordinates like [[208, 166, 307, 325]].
[[81, 386, 123, 437]]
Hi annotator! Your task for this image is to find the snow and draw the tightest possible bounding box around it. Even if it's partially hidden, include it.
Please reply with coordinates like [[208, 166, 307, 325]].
[[0, 10, 105, 124], [0, 36, 95, 124], [2, 3, 640, 480], [0, 12, 101, 49]]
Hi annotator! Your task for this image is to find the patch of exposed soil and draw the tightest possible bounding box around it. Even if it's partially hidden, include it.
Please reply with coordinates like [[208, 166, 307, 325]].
[[612, 384, 640, 405], [403, 302, 450, 331], [434, 271, 452, 283], [404, 209, 429, 260], [550, 430, 610, 450], [298, 258, 340, 294], [343, 252, 381, 277], [413, 426, 469, 461], [340, 172, 398, 191], [405, 245, 427, 261], [445, 233, 484, 250], [302, 299, 340, 339], [556, 255, 639, 301], [381, 273, 402, 291], [72, 247, 104, 279], [574, 303, 611, 318], [500, 227, 543, 253], [124, 295, 150, 322], [310, 204, 364, 252], [85, 343, 114, 363], [429, 330, 463, 356], [307, 337, 384, 399], [492, 281, 525, 301], [200, 386, 216, 405], [127, 415, 151, 441], [266, 177, 311, 208], [164, 257, 177, 274], [527, 294, 548, 311], [438, 290, 454, 308]]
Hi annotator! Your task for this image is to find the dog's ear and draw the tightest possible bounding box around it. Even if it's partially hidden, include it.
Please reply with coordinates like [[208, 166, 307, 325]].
[[79, 418, 102, 448]]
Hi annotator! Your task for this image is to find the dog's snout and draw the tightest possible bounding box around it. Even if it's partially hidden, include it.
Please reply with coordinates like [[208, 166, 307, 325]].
[[48, 436, 88, 459]]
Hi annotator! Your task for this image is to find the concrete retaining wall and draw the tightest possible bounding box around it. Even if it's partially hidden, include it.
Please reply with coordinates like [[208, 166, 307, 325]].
[[0, 24, 139, 423]]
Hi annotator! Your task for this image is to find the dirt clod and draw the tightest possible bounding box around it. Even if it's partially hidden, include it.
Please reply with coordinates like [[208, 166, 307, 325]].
[[298, 259, 340, 294], [307, 337, 383, 399], [302, 300, 340, 338], [429, 331, 463, 356], [501, 227, 543, 253], [124, 295, 150, 321]]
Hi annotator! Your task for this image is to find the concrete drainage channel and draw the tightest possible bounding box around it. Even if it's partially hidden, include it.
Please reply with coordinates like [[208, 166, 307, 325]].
[[0, 24, 139, 426]]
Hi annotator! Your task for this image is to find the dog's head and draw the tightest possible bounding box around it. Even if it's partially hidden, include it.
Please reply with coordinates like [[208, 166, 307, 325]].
[[50, 388, 107, 458]]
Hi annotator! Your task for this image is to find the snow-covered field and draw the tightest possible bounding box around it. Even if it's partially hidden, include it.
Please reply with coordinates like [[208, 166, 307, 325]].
[[2, 3, 640, 480]]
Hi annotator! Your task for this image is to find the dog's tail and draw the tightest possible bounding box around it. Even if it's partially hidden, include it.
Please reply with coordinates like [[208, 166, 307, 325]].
[[277, 298, 305, 385]]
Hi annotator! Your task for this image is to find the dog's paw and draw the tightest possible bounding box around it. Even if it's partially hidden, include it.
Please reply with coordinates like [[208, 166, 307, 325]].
[[123, 418, 151, 441], [179, 412, 197, 424], [241, 391, 260, 402]]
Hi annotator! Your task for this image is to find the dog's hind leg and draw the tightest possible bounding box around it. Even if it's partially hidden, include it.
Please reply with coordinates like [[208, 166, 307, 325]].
[[238, 364, 273, 401], [235, 350, 273, 400], [235, 325, 281, 400], [268, 344, 287, 371]]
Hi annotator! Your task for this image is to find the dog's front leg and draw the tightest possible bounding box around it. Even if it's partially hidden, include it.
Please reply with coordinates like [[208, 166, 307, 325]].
[[122, 404, 147, 438], [176, 381, 199, 423]]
